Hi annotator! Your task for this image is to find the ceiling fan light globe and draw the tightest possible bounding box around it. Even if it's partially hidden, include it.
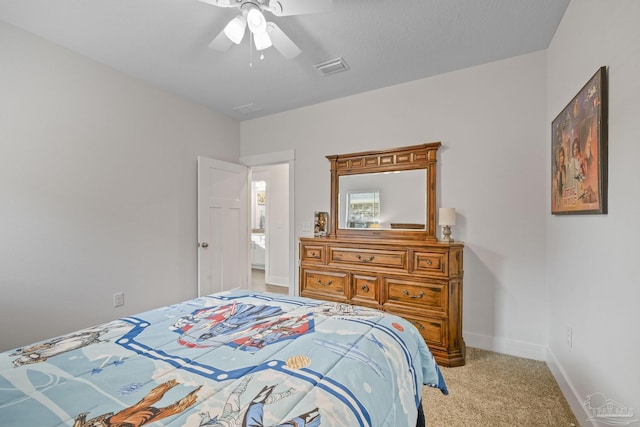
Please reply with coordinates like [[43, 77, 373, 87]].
[[223, 15, 246, 44], [247, 8, 267, 34], [254, 31, 273, 50]]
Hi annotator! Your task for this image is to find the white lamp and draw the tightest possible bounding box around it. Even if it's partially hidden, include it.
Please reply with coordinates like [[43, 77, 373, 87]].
[[438, 208, 456, 242], [245, 7, 272, 51], [253, 30, 272, 50], [223, 5, 272, 51], [247, 7, 267, 34], [223, 15, 247, 45]]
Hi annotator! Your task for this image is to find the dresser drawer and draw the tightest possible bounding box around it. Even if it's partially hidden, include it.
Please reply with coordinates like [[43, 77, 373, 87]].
[[351, 273, 380, 308], [300, 243, 325, 263], [392, 311, 446, 348], [300, 268, 348, 302], [413, 250, 448, 276], [329, 246, 407, 270], [383, 276, 448, 315]]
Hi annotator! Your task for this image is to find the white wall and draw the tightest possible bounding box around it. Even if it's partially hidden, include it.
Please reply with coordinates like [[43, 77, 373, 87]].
[[0, 22, 240, 351], [546, 1, 640, 423], [241, 50, 549, 359]]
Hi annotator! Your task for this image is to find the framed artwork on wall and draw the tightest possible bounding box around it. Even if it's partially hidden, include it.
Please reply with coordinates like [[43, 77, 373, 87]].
[[551, 66, 608, 215]]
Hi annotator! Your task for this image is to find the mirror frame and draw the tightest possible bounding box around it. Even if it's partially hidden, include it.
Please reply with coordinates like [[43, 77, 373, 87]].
[[327, 142, 440, 241]]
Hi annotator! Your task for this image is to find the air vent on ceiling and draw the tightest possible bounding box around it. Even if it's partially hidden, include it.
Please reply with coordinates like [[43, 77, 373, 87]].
[[233, 103, 263, 115], [315, 57, 350, 77]]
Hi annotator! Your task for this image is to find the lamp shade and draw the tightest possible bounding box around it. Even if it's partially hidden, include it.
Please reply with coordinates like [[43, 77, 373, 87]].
[[438, 208, 456, 226], [247, 7, 267, 34], [253, 30, 272, 50], [223, 15, 246, 44]]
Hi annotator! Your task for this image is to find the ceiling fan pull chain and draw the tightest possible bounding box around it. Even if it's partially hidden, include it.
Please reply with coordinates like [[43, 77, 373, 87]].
[[249, 32, 253, 68]]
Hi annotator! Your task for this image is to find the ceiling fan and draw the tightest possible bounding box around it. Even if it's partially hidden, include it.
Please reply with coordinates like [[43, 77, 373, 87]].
[[198, 0, 332, 59]]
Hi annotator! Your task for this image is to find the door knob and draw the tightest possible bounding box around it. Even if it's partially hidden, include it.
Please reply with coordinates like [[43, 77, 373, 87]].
[[200, 242, 209, 248]]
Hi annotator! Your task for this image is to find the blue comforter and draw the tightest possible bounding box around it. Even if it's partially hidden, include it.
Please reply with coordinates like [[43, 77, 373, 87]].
[[0, 290, 447, 426]]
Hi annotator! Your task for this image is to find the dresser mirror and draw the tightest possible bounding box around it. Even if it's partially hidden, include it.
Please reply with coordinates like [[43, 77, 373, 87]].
[[327, 143, 440, 241], [339, 170, 426, 229]]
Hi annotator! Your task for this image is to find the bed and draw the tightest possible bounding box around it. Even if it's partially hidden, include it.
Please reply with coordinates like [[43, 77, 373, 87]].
[[0, 290, 447, 426]]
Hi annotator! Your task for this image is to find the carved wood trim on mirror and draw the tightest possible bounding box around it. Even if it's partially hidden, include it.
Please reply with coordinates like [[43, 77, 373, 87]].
[[327, 142, 440, 241]]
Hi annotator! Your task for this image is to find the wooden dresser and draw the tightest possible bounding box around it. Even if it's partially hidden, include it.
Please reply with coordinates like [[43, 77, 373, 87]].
[[299, 237, 465, 367], [299, 143, 465, 367]]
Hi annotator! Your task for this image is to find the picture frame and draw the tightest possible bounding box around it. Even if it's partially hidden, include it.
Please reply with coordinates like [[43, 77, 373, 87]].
[[551, 66, 608, 215], [314, 211, 329, 237], [256, 191, 266, 205]]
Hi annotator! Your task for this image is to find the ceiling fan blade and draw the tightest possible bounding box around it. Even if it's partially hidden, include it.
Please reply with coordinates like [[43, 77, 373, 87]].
[[208, 30, 234, 52], [268, 0, 332, 17], [197, 0, 236, 7], [267, 22, 301, 59]]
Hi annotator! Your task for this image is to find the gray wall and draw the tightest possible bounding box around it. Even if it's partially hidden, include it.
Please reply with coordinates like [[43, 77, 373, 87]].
[[0, 21, 240, 351]]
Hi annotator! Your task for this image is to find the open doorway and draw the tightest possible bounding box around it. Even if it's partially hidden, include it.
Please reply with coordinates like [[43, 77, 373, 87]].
[[250, 164, 289, 295]]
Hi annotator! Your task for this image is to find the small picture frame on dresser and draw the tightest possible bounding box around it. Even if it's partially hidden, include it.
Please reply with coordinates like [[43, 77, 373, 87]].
[[314, 211, 329, 237]]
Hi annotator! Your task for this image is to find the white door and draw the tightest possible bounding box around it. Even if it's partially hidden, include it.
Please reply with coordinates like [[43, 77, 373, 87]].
[[197, 157, 249, 297]]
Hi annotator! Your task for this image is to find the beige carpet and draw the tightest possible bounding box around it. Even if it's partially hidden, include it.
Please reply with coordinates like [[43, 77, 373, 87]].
[[422, 348, 580, 426]]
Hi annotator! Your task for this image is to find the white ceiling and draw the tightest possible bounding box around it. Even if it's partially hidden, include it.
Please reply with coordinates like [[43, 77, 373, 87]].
[[0, 0, 570, 121]]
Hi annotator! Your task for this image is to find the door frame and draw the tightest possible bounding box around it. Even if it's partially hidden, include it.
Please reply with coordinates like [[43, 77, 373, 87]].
[[240, 149, 295, 296]]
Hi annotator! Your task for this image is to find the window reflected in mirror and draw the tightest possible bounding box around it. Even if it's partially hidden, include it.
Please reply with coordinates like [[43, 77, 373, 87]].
[[346, 191, 380, 228]]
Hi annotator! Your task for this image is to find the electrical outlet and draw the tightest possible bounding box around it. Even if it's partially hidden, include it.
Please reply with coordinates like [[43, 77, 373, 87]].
[[113, 292, 124, 308], [566, 327, 572, 348], [302, 221, 312, 232]]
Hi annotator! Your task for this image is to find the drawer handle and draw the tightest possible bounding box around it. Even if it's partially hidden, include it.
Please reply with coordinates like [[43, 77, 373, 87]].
[[410, 321, 425, 330], [357, 255, 375, 262], [317, 278, 333, 286], [403, 290, 425, 299], [361, 284, 370, 292], [425, 259, 432, 265]]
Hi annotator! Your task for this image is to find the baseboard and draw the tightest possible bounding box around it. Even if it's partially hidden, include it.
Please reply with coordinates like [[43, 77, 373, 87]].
[[546, 348, 593, 427], [463, 331, 547, 361]]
